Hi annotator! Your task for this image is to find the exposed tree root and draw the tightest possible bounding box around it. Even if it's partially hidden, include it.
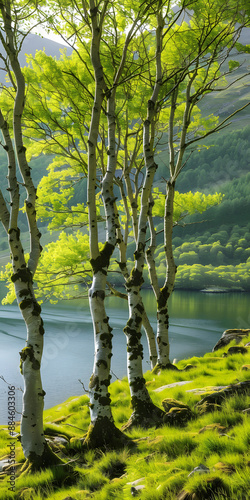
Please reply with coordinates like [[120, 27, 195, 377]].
[[152, 362, 180, 374], [122, 400, 166, 431], [20, 442, 68, 474], [82, 417, 132, 450]]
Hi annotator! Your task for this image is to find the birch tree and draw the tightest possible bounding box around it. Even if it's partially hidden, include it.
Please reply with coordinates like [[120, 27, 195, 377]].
[[120, 4, 167, 428], [0, 1, 62, 471], [23, 0, 188, 430], [148, 1, 250, 370], [109, 0, 250, 427], [84, 0, 127, 447]]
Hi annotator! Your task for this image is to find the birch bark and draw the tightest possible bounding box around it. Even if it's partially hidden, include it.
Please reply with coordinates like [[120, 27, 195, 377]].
[[152, 76, 196, 369], [0, 2, 60, 468], [154, 181, 177, 368], [116, 179, 158, 368], [123, 7, 165, 427], [85, 0, 131, 447], [0, 114, 57, 471], [86, 1, 116, 446]]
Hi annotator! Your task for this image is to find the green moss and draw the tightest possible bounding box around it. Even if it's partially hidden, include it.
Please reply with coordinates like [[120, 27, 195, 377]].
[[83, 416, 130, 450], [125, 395, 165, 429], [89, 374, 99, 390], [21, 441, 67, 473]]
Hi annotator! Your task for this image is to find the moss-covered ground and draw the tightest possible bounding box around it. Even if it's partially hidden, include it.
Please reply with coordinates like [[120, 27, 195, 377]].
[[0, 335, 250, 499]]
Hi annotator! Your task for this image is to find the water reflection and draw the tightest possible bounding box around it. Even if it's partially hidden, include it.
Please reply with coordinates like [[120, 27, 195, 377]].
[[0, 289, 249, 424]]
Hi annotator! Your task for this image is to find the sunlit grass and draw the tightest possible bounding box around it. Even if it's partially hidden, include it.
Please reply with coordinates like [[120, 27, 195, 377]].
[[78, 467, 109, 491], [0, 335, 249, 499]]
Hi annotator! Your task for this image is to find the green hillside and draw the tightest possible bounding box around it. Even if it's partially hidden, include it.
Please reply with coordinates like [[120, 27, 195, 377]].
[[151, 124, 250, 291]]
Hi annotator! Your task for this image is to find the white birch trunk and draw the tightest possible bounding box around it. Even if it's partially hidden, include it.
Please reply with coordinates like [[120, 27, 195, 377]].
[[16, 282, 46, 459], [85, 3, 130, 447], [116, 183, 157, 368], [156, 182, 176, 367], [123, 10, 165, 425], [86, 3, 149, 440], [0, 111, 48, 464], [0, 5, 58, 466], [142, 312, 158, 369], [88, 271, 113, 422], [87, 1, 114, 434], [153, 77, 195, 368]]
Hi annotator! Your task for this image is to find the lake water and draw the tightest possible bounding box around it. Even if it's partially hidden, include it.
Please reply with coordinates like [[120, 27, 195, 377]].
[[0, 289, 249, 424]]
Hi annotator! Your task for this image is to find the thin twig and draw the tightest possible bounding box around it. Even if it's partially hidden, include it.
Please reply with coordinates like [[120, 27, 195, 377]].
[[78, 379, 89, 394], [0, 375, 23, 393]]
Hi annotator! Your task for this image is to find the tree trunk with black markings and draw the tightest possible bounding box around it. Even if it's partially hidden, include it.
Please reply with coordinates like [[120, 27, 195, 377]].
[[85, 0, 130, 448], [123, 7, 165, 428], [0, 2, 62, 471]]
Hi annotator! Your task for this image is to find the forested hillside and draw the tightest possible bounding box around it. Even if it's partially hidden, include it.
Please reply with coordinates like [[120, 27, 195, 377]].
[[152, 124, 250, 290]]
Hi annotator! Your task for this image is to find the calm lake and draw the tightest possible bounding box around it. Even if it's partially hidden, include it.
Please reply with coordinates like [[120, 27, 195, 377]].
[[0, 289, 249, 424]]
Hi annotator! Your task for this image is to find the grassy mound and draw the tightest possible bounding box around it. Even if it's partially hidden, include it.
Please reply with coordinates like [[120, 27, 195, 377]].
[[0, 334, 250, 499]]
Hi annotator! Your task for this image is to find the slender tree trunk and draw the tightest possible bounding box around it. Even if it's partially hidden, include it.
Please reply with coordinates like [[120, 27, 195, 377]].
[[115, 191, 159, 419], [117, 181, 157, 368], [123, 7, 165, 428], [86, 1, 114, 447], [142, 312, 158, 369], [152, 76, 195, 370], [155, 181, 177, 368], [85, 1, 130, 448], [0, 97, 58, 474], [0, 3, 63, 469]]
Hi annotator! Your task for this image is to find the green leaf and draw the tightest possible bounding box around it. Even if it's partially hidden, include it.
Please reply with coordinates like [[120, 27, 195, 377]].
[[228, 60, 240, 71]]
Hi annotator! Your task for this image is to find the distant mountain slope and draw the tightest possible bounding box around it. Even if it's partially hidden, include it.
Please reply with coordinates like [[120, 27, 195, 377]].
[[21, 33, 72, 61], [0, 33, 72, 83]]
